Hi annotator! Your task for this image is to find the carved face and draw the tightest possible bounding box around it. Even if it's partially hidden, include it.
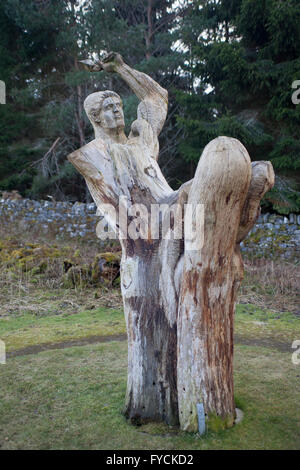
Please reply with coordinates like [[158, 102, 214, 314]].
[[94, 96, 125, 130]]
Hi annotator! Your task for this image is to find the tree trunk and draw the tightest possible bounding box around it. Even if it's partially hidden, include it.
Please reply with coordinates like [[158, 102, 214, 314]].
[[117, 184, 186, 425], [177, 139, 275, 431], [68, 132, 182, 425], [177, 137, 250, 430], [145, 0, 153, 60], [121, 248, 179, 425], [68, 57, 275, 431], [74, 59, 85, 148]]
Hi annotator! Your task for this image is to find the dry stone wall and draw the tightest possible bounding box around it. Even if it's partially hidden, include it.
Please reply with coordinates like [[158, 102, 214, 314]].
[[0, 198, 299, 259]]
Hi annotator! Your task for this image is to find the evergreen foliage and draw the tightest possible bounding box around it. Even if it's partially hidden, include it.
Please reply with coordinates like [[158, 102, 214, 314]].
[[0, 0, 299, 212], [178, 0, 300, 213]]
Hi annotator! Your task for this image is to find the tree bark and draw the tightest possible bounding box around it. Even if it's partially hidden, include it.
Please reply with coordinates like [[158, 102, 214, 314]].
[[145, 0, 153, 60], [74, 59, 85, 148]]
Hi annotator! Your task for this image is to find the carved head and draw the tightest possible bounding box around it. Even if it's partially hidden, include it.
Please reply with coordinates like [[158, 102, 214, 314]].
[[84, 91, 125, 131]]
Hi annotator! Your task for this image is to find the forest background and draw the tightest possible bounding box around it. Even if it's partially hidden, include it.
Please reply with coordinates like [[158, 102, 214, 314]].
[[1, 0, 299, 214]]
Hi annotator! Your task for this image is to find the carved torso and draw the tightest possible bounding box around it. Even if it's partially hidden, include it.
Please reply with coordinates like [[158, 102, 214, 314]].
[[69, 117, 173, 213]]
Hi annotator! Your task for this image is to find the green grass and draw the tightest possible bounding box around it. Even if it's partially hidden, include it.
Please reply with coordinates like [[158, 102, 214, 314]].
[[235, 304, 300, 345], [0, 287, 299, 449], [1, 297, 299, 353], [0, 306, 125, 351], [0, 341, 299, 450]]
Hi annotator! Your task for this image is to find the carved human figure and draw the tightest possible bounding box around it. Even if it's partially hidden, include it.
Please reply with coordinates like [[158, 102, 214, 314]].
[[68, 52, 274, 431], [68, 52, 179, 425]]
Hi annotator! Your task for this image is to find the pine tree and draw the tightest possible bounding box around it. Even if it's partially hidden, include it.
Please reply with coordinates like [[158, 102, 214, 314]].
[[178, 0, 300, 213], [0, 0, 190, 199]]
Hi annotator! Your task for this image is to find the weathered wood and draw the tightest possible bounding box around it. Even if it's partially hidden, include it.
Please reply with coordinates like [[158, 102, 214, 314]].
[[68, 52, 275, 431], [177, 137, 250, 431], [176, 144, 275, 432], [68, 53, 180, 425], [237, 161, 275, 243]]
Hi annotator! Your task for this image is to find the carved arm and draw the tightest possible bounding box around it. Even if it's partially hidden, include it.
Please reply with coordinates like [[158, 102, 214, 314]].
[[102, 52, 168, 136]]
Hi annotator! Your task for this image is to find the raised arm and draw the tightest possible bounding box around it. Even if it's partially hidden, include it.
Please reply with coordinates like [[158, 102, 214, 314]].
[[101, 52, 168, 136]]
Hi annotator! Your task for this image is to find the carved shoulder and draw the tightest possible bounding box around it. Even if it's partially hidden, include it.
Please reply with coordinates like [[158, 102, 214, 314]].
[[67, 139, 112, 182]]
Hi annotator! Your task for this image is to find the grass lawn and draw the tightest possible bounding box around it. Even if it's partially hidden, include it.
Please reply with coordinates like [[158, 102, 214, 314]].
[[0, 292, 299, 352], [0, 340, 299, 450], [0, 291, 299, 450], [0, 304, 125, 352]]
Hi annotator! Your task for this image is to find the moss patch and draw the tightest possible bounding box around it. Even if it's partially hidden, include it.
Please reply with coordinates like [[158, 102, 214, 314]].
[[207, 413, 235, 432], [0, 237, 121, 287]]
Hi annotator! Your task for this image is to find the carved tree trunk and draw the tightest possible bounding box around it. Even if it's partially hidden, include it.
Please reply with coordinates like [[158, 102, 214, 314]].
[[177, 138, 250, 430], [121, 245, 179, 425], [68, 134, 182, 425], [68, 58, 274, 431], [176, 140, 274, 431]]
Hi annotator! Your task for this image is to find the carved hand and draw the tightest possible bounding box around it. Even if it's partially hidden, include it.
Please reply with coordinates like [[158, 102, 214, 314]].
[[101, 52, 124, 72], [79, 52, 124, 73]]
